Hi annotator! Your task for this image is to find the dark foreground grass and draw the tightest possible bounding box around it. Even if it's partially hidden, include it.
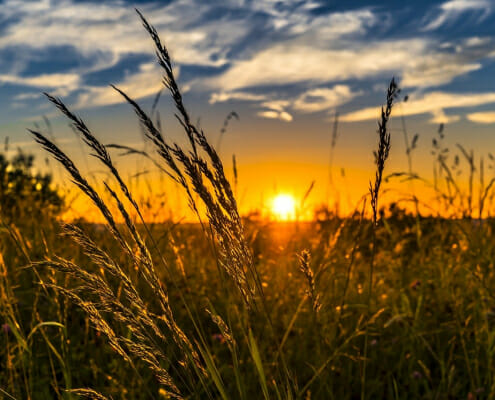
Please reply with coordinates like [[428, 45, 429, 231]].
[[3, 216, 495, 399], [2, 9, 495, 400]]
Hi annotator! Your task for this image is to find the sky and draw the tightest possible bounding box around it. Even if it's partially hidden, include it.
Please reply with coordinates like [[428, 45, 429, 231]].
[[1, 0, 495, 218]]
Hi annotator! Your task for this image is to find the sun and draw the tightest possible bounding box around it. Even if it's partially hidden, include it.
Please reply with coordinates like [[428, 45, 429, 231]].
[[271, 194, 296, 221]]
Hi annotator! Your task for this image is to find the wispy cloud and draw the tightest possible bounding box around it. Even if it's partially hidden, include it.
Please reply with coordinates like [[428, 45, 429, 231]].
[[13, 92, 42, 101], [422, 0, 491, 31], [257, 110, 293, 122], [209, 91, 267, 104], [293, 86, 359, 113], [257, 100, 292, 122], [248, 1, 375, 36], [0, 73, 80, 89], [213, 37, 492, 92], [212, 84, 357, 122], [430, 109, 461, 124], [0, 72, 81, 98], [0, 0, 237, 68], [341, 91, 495, 123], [467, 111, 495, 123], [260, 100, 291, 113]]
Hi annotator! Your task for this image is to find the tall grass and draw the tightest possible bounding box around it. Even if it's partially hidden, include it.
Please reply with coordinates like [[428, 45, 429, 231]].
[[362, 78, 398, 400], [26, 9, 275, 399]]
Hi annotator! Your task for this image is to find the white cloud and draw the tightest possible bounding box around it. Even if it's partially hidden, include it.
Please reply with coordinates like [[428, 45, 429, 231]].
[[430, 109, 460, 124], [261, 100, 291, 113], [464, 36, 492, 47], [423, 0, 491, 31], [0, 0, 239, 69], [341, 91, 495, 123], [257, 110, 293, 122], [0, 72, 80, 96], [248, 0, 375, 37], [13, 92, 42, 101], [293, 85, 358, 113], [209, 91, 266, 104], [212, 85, 357, 121], [443, 0, 490, 11], [401, 58, 481, 87], [258, 99, 292, 121], [313, 10, 376, 37], [213, 38, 489, 92], [257, 99, 293, 121], [467, 111, 495, 123]]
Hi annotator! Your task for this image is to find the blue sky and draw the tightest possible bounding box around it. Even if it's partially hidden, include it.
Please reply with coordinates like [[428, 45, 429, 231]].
[[1, 0, 495, 213], [1, 0, 494, 124]]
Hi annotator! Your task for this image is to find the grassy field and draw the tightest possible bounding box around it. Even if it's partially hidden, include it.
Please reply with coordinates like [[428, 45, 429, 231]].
[[2, 11, 495, 400]]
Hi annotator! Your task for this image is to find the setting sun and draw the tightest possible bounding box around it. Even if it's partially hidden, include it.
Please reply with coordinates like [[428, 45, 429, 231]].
[[271, 194, 296, 221]]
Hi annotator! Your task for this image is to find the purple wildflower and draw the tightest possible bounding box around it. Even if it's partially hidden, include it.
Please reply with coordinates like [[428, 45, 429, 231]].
[[1, 323, 11, 334]]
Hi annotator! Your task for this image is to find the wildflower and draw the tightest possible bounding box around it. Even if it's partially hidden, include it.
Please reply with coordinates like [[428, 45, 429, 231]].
[[212, 333, 225, 344], [411, 371, 422, 380], [1, 323, 11, 334]]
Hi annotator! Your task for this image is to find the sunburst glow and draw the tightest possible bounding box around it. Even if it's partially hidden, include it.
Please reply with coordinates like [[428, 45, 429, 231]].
[[271, 194, 296, 221]]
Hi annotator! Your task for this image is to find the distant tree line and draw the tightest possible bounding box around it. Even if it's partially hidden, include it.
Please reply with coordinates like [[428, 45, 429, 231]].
[[0, 150, 63, 222]]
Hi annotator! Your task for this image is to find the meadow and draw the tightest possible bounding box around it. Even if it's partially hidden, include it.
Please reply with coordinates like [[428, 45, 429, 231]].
[[2, 11, 495, 400]]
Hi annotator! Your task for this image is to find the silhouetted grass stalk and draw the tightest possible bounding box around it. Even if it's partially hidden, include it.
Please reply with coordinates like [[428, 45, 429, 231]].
[[362, 78, 398, 399], [26, 9, 287, 398]]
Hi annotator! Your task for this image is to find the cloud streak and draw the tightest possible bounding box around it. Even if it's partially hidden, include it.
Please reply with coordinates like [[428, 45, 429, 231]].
[[214, 36, 493, 92], [293, 86, 359, 113], [211, 84, 358, 122], [341, 91, 495, 123], [422, 0, 491, 31], [467, 111, 495, 123]]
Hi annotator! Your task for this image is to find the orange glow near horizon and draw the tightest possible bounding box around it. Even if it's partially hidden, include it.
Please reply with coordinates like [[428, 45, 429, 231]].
[[54, 156, 494, 223], [270, 194, 296, 221]]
